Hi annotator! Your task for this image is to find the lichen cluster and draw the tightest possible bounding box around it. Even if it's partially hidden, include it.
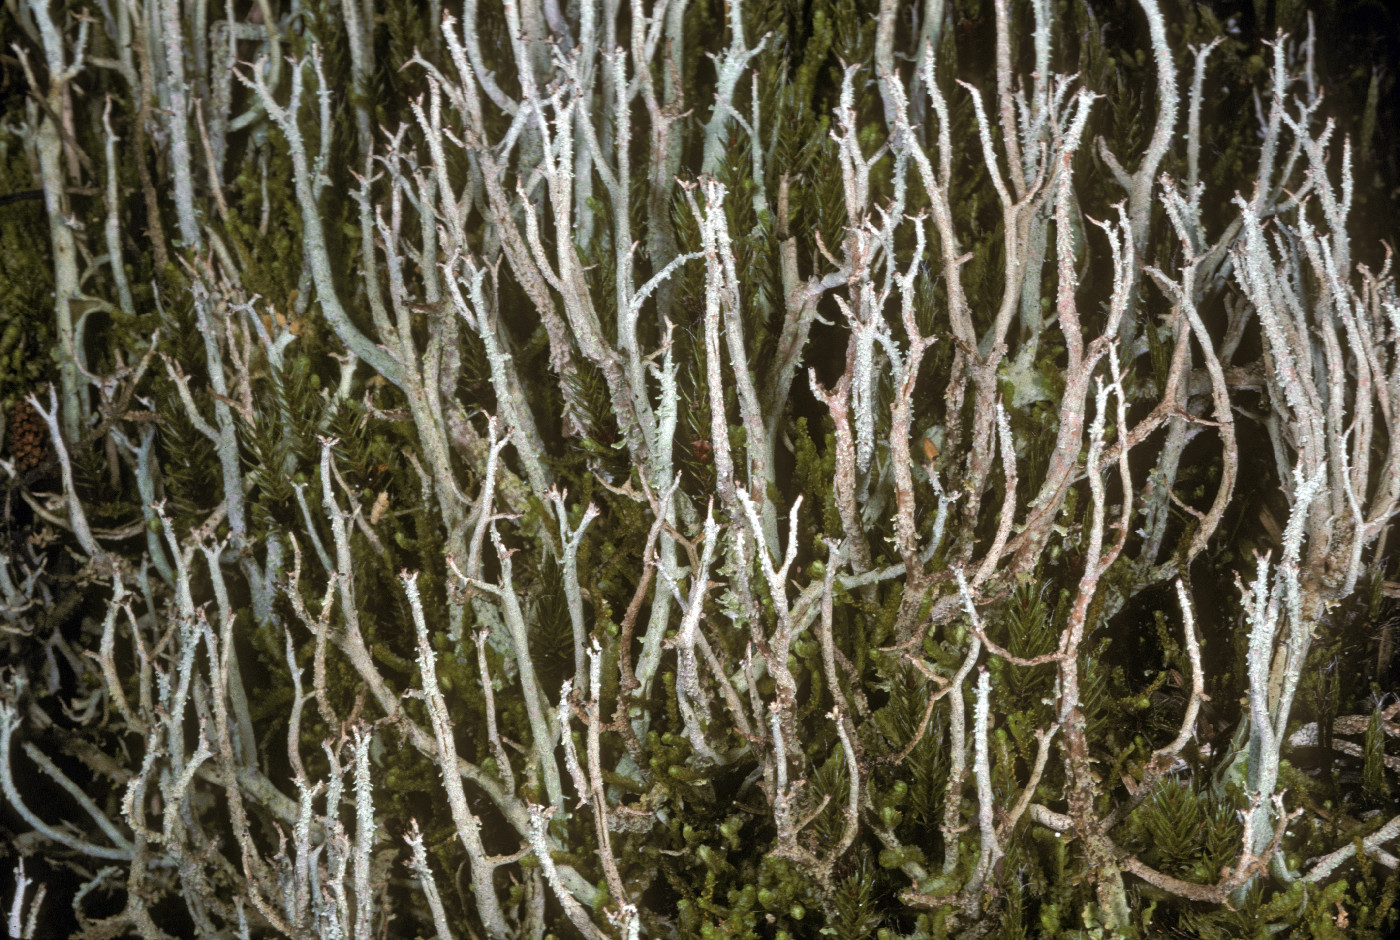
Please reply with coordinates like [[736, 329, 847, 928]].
[[1, 1, 1399, 938]]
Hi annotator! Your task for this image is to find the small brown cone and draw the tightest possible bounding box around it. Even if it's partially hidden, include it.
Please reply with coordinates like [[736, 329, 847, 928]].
[[6, 399, 50, 473]]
